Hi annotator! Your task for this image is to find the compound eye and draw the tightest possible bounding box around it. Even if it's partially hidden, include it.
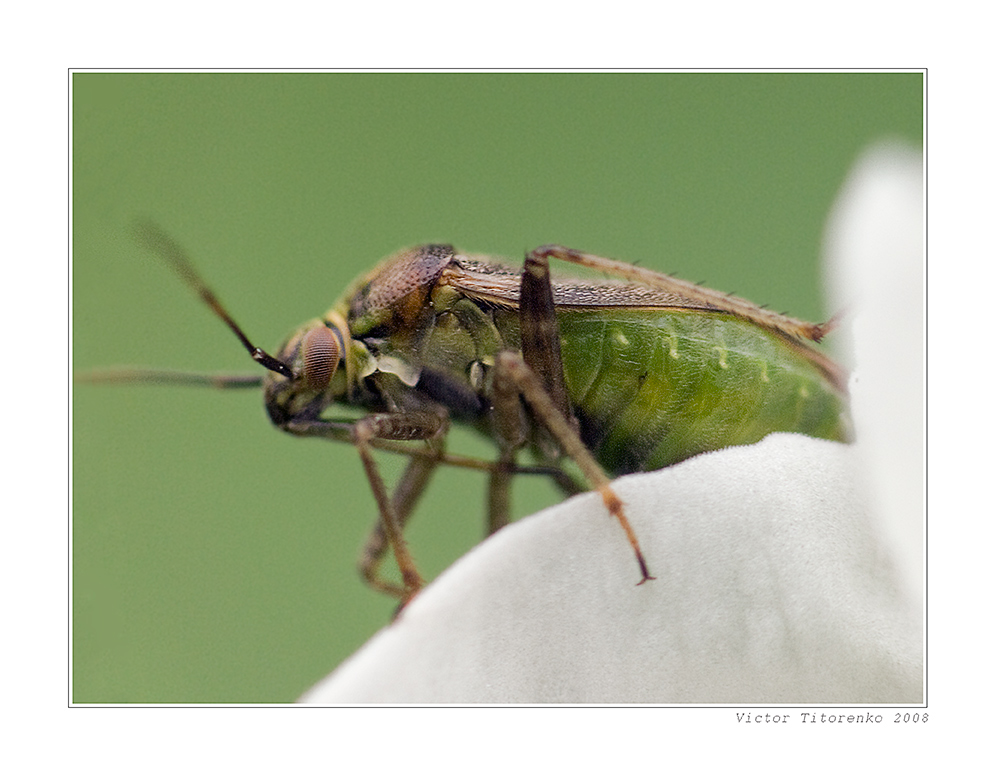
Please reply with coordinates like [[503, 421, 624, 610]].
[[301, 325, 341, 391]]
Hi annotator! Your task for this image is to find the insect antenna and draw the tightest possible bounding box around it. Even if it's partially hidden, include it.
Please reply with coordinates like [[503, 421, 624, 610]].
[[133, 221, 293, 380], [76, 368, 264, 388]]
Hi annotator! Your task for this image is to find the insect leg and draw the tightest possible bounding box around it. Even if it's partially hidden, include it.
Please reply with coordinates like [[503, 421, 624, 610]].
[[530, 244, 829, 342], [519, 249, 573, 423], [285, 411, 449, 605], [514, 248, 652, 582], [284, 412, 597, 597], [504, 246, 586, 520], [357, 443, 441, 598], [351, 419, 586, 598], [486, 350, 528, 536], [493, 351, 654, 585]]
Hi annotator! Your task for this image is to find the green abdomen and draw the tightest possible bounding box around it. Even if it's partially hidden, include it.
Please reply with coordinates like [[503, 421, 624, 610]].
[[557, 309, 850, 475]]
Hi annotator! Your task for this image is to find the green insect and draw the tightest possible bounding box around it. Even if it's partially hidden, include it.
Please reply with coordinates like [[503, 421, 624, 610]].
[[84, 224, 851, 607]]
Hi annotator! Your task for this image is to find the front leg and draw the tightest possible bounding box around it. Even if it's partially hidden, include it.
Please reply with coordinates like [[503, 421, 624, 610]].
[[286, 411, 448, 607], [356, 437, 441, 600]]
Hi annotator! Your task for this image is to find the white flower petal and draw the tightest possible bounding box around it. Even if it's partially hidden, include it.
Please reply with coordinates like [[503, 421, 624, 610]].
[[304, 433, 921, 703], [824, 141, 925, 607]]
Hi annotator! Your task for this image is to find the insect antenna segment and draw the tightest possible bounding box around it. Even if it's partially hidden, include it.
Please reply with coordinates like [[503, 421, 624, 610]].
[[133, 221, 293, 380]]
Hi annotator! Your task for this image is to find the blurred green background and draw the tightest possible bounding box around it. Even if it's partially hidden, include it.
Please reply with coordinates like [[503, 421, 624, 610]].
[[72, 73, 922, 703]]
